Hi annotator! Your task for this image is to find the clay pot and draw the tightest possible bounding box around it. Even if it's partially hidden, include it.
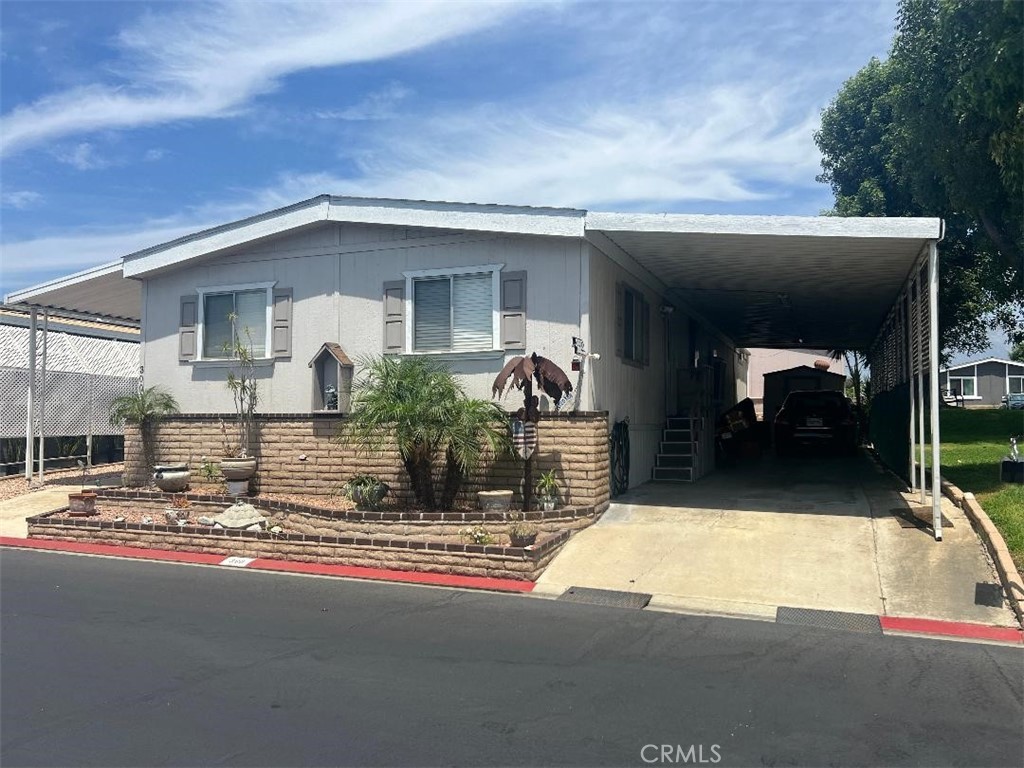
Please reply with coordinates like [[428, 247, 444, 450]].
[[68, 492, 97, 517]]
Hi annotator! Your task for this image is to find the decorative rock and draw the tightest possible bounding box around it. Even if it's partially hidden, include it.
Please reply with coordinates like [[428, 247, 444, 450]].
[[212, 502, 267, 530], [165, 511, 188, 525], [197, 516, 216, 526], [113, 516, 126, 523], [213, 523, 224, 529], [270, 526, 283, 534], [141, 516, 153, 525]]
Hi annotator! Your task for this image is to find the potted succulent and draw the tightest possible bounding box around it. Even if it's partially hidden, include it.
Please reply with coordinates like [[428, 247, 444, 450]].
[[219, 327, 259, 492], [535, 469, 560, 512], [342, 474, 389, 511], [507, 511, 538, 548]]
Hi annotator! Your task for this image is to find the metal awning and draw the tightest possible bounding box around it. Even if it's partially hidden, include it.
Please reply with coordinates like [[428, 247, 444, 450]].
[[4, 260, 140, 322], [586, 213, 942, 350]]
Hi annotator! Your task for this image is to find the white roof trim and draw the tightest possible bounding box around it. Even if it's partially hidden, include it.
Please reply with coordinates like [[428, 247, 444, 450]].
[[941, 357, 1021, 372], [123, 195, 586, 278], [585, 212, 942, 240], [4, 259, 125, 304]]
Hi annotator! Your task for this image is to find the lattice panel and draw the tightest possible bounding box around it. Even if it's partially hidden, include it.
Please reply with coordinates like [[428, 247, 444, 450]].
[[0, 366, 139, 439]]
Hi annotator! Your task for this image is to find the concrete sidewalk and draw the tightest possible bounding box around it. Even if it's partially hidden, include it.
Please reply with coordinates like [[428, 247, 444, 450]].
[[536, 453, 1018, 628], [0, 486, 86, 538]]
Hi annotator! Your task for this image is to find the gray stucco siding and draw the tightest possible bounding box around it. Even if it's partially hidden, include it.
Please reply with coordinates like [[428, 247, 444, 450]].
[[141, 223, 586, 413]]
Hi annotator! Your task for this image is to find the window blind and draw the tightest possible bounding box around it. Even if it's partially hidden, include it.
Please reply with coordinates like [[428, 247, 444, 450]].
[[452, 273, 492, 351], [414, 277, 451, 351]]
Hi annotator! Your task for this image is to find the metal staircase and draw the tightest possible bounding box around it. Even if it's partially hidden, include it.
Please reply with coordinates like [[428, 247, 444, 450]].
[[652, 412, 710, 482]]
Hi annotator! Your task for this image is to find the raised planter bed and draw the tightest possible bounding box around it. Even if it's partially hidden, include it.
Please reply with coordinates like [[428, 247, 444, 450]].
[[26, 489, 608, 581]]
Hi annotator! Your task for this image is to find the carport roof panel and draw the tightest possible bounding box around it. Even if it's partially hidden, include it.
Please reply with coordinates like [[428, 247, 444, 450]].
[[587, 214, 941, 350], [4, 260, 140, 322]]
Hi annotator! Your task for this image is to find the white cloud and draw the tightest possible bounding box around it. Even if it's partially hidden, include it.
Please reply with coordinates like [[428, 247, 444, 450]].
[[263, 83, 824, 209], [143, 148, 166, 162], [0, 0, 533, 156], [52, 141, 108, 170], [314, 82, 412, 121], [1, 190, 43, 209]]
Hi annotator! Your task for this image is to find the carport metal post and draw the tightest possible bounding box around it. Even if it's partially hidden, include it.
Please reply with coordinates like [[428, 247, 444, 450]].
[[928, 241, 942, 540], [24, 308, 37, 481], [906, 288, 916, 491], [37, 310, 49, 483]]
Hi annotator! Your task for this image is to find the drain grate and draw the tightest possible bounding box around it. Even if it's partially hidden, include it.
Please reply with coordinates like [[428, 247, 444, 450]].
[[890, 506, 953, 530], [776, 606, 881, 634], [974, 582, 1005, 608], [558, 587, 652, 609]]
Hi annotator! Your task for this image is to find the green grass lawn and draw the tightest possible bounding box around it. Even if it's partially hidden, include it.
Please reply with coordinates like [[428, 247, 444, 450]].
[[934, 408, 1024, 571]]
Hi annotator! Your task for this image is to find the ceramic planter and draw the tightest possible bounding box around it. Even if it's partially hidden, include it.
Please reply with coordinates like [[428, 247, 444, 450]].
[[540, 497, 556, 512], [510, 531, 538, 548], [219, 457, 257, 481], [153, 463, 190, 492], [478, 490, 513, 514], [68, 491, 97, 517]]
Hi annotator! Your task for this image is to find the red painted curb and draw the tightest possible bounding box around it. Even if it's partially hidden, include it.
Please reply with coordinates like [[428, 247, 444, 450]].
[[881, 615, 1024, 644], [0, 537, 535, 594]]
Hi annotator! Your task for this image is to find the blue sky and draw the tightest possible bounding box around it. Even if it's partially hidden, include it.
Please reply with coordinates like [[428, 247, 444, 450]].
[[1, 0, 1005, 360], [1, 0, 904, 289]]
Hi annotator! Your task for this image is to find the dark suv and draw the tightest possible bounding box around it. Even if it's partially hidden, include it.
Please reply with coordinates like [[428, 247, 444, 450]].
[[774, 390, 858, 456]]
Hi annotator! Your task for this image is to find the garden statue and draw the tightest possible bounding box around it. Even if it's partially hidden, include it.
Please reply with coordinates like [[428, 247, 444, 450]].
[[492, 352, 572, 511]]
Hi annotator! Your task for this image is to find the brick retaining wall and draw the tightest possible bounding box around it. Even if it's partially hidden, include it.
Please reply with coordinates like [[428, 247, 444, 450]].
[[27, 516, 568, 581], [95, 489, 606, 542], [125, 412, 610, 509]]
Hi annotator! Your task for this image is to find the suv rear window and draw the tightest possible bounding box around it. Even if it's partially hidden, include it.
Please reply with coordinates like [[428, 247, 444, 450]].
[[782, 391, 849, 415]]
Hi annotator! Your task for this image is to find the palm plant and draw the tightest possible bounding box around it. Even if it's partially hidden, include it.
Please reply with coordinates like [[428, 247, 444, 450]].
[[108, 386, 180, 470], [341, 356, 510, 510]]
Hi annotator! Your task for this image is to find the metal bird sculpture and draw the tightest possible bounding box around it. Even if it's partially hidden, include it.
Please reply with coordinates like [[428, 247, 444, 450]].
[[492, 352, 573, 512]]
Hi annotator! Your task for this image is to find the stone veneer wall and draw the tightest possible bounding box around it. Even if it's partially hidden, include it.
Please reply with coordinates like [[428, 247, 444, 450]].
[[126, 412, 610, 509]]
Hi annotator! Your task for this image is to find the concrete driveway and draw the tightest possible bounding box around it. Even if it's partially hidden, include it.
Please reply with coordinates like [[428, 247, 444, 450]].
[[537, 453, 1018, 627]]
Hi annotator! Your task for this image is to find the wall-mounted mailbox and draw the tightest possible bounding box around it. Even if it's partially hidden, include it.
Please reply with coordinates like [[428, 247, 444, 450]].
[[309, 342, 354, 413]]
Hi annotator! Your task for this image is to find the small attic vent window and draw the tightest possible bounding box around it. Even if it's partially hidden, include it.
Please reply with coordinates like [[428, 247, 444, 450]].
[[309, 343, 354, 413]]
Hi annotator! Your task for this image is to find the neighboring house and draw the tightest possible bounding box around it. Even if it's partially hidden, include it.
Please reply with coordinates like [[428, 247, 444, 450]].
[[6, 195, 944, 490], [0, 305, 139, 473], [746, 348, 846, 418], [939, 358, 1024, 407], [762, 365, 847, 426]]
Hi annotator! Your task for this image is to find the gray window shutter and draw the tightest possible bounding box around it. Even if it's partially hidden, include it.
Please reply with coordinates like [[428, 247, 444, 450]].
[[383, 280, 405, 353], [614, 283, 624, 359], [179, 295, 197, 361], [641, 297, 651, 366], [272, 288, 293, 358], [500, 271, 527, 349]]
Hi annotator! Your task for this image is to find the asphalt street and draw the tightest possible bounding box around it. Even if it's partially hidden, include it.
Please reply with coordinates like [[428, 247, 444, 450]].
[[1, 549, 1021, 768]]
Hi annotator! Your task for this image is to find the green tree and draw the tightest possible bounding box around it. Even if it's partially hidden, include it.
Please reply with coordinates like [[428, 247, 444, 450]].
[[816, 0, 1024, 357], [341, 356, 511, 510], [1010, 342, 1024, 363], [108, 386, 180, 470]]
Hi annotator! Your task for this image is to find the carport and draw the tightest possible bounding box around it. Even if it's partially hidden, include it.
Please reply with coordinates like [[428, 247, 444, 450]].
[[585, 213, 945, 540]]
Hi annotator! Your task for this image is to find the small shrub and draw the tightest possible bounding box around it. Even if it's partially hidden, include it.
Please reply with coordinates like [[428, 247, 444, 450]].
[[461, 526, 495, 545]]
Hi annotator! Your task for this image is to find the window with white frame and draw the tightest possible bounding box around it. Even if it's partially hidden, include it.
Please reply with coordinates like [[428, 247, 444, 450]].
[[1009, 375, 1024, 395], [406, 266, 499, 353], [199, 284, 272, 359], [947, 366, 977, 397]]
